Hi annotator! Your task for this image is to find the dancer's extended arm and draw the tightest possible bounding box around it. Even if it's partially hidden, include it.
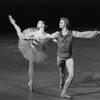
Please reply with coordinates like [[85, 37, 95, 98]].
[[44, 31, 59, 39], [72, 30, 99, 38]]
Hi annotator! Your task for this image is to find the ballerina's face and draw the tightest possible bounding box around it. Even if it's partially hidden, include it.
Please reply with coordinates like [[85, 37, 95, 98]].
[[37, 20, 45, 28]]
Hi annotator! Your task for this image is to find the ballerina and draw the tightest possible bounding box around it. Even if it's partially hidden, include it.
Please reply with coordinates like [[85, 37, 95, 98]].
[[9, 15, 50, 92]]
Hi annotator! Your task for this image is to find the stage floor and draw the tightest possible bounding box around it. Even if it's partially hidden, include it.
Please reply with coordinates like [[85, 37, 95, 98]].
[[1, 33, 100, 100]]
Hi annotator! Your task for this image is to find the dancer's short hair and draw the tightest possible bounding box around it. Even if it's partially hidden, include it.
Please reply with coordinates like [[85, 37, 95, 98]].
[[60, 17, 70, 28]]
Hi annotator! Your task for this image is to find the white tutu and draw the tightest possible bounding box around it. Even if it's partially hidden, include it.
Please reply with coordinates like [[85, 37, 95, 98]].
[[18, 28, 47, 63]]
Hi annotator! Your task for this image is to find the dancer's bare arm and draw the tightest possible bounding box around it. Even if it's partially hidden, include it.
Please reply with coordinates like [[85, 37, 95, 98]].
[[52, 39, 57, 42], [72, 30, 99, 38], [8, 15, 24, 39], [43, 32, 59, 43], [44, 31, 59, 39]]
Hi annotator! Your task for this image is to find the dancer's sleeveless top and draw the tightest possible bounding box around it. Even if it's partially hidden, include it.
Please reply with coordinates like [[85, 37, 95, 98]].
[[18, 28, 47, 63]]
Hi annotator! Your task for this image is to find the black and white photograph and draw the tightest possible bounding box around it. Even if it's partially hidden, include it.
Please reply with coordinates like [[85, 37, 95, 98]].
[[0, 0, 100, 100]]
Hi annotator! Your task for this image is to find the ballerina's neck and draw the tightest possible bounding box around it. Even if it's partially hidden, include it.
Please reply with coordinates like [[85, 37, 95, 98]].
[[38, 28, 46, 35]]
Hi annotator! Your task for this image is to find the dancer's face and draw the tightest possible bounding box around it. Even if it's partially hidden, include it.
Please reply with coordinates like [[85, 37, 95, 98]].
[[37, 20, 45, 28], [59, 20, 66, 28]]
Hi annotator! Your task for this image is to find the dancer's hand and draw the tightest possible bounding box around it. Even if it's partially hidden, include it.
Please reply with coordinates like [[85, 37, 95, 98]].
[[51, 31, 59, 38], [97, 31, 100, 34], [8, 15, 15, 24], [55, 31, 59, 34], [53, 39, 57, 43], [30, 41, 37, 52]]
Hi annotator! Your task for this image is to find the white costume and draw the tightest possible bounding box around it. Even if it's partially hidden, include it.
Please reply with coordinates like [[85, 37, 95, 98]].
[[18, 28, 47, 63]]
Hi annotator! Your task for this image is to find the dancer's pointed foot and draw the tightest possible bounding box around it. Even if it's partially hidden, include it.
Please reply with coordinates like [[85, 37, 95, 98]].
[[28, 81, 33, 92], [8, 15, 15, 24], [61, 93, 72, 99]]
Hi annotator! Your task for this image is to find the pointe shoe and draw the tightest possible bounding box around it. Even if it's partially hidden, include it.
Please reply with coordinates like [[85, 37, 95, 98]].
[[60, 93, 72, 99], [28, 82, 33, 92]]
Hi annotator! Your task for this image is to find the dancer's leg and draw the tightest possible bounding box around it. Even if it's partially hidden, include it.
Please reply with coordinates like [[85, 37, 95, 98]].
[[8, 15, 23, 38], [28, 60, 34, 92], [57, 56, 67, 89], [61, 58, 74, 98]]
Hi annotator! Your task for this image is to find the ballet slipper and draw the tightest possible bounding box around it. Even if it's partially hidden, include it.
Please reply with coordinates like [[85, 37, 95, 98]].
[[60, 93, 72, 99], [28, 81, 33, 92]]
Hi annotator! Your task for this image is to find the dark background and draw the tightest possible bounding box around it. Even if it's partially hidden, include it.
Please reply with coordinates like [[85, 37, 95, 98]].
[[0, 0, 100, 33]]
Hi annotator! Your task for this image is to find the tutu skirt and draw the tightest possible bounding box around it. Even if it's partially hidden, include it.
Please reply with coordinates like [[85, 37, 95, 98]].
[[18, 38, 47, 63], [18, 28, 48, 63]]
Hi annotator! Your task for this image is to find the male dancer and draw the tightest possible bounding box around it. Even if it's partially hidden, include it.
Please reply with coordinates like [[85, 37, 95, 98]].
[[50, 17, 100, 98]]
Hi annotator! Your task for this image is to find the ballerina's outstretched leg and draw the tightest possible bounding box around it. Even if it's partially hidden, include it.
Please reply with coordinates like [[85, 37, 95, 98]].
[[8, 15, 24, 38]]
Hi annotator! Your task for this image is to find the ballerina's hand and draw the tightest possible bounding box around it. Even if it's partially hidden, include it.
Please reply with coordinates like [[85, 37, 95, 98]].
[[8, 15, 15, 24]]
